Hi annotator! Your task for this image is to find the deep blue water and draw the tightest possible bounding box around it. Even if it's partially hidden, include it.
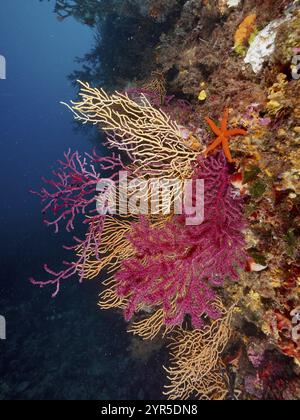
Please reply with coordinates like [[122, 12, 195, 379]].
[[0, 0, 166, 400]]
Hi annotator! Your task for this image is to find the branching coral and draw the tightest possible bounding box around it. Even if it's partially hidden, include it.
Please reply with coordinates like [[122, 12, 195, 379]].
[[98, 216, 170, 314], [126, 86, 197, 146], [63, 81, 199, 179], [80, 216, 134, 281], [31, 0, 300, 401], [31, 52, 250, 399], [30, 149, 124, 233], [30, 149, 129, 296], [30, 213, 105, 297], [115, 153, 247, 331], [163, 300, 235, 400], [128, 308, 174, 340], [31, 81, 203, 298]]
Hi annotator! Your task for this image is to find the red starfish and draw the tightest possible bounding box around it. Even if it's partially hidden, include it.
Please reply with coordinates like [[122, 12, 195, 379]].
[[204, 109, 247, 163]]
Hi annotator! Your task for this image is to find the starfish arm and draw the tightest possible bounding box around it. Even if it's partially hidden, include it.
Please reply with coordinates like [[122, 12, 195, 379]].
[[205, 117, 222, 137], [204, 136, 222, 156], [204, 109, 247, 162], [225, 128, 248, 137], [221, 108, 229, 132], [222, 138, 233, 163]]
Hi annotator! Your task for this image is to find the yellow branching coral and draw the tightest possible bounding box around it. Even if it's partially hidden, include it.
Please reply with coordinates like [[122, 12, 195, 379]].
[[98, 216, 170, 312], [163, 300, 235, 400], [62, 81, 200, 179], [128, 308, 174, 340], [234, 14, 257, 56], [77, 216, 134, 281], [99, 277, 128, 310]]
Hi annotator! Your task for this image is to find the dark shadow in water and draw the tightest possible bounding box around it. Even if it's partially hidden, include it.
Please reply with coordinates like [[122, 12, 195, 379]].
[[0, 227, 167, 400], [0, 0, 168, 400]]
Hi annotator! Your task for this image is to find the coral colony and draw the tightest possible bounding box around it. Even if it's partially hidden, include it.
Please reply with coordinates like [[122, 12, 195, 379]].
[[31, 82, 248, 398], [34, 0, 300, 400]]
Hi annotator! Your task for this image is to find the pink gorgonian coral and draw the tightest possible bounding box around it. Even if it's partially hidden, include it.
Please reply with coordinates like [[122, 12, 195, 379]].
[[116, 152, 247, 329], [31, 148, 125, 233], [30, 214, 105, 297], [30, 149, 127, 297]]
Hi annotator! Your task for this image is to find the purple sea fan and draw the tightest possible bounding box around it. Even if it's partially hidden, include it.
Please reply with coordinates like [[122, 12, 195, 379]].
[[116, 152, 247, 329], [31, 149, 125, 233], [185, 152, 247, 287], [30, 149, 128, 297]]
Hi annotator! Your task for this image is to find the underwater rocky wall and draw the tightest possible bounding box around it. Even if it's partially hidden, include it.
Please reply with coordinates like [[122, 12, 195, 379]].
[[35, 0, 300, 400]]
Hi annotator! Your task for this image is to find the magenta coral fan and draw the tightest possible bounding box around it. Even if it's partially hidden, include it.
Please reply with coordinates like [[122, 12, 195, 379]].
[[30, 214, 105, 297], [116, 152, 247, 329], [30, 149, 127, 297], [31, 149, 124, 233]]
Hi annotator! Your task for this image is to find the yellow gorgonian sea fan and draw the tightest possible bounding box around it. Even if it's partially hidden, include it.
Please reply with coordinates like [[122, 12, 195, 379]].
[[163, 300, 235, 400], [77, 216, 134, 282], [97, 215, 170, 314], [62, 81, 200, 180]]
